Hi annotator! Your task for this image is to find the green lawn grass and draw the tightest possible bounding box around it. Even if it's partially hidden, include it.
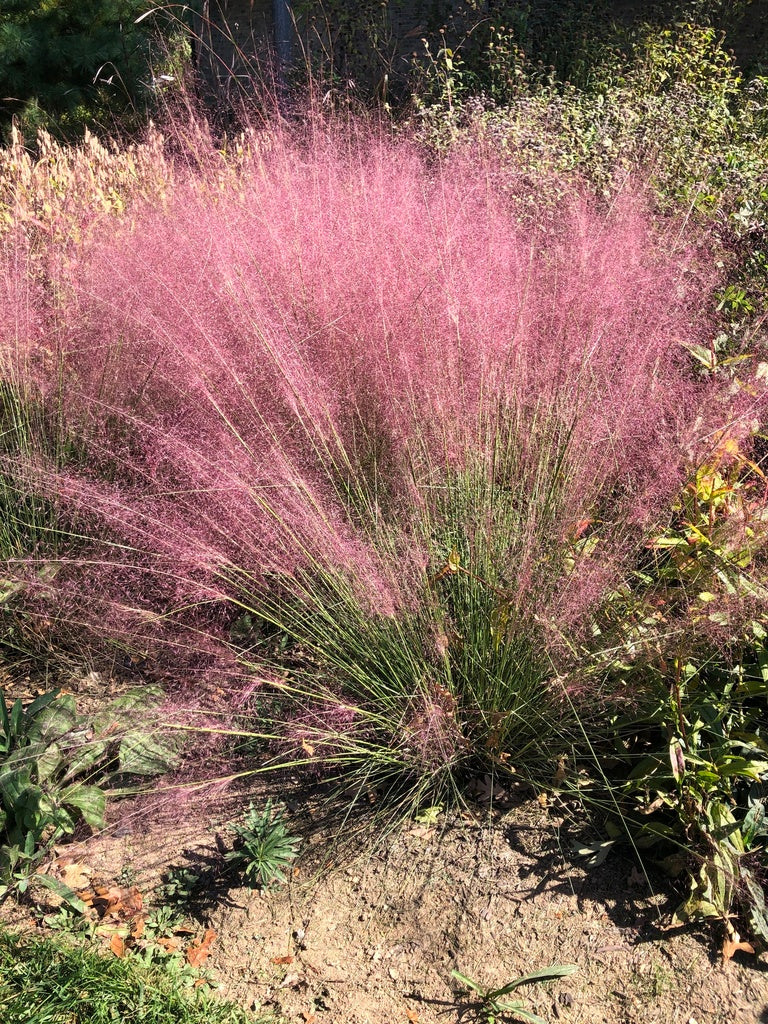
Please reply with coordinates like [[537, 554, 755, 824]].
[[0, 927, 271, 1024]]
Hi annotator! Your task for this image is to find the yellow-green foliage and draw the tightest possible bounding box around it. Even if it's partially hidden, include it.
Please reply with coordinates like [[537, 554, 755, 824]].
[[0, 123, 278, 252], [0, 125, 173, 246]]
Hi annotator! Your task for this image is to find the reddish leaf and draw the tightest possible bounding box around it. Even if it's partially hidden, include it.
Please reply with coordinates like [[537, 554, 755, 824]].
[[722, 937, 755, 961], [271, 955, 294, 965], [119, 887, 144, 919], [187, 929, 217, 967], [110, 934, 126, 958], [156, 936, 181, 953]]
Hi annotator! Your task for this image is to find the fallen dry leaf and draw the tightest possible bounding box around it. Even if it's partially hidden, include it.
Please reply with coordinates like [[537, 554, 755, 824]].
[[271, 955, 294, 965], [57, 862, 93, 891], [278, 972, 301, 989], [406, 1011, 420, 1023], [130, 915, 146, 940], [469, 774, 507, 804], [156, 936, 181, 954], [627, 866, 646, 887], [110, 934, 126, 958], [552, 755, 568, 786], [92, 884, 143, 920], [722, 937, 755, 961], [408, 826, 434, 840], [186, 929, 217, 968], [118, 887, 144, 919], [91, 884, 123, 914]]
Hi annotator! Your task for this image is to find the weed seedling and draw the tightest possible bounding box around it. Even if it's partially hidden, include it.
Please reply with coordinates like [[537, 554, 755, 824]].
[[225, 800, 299, 888], [451, 963, 578, 1023]]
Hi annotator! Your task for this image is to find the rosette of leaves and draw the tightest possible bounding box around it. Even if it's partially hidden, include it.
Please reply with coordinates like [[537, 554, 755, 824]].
[[0, 684, 179, 894], [225, 800, 299, 888]]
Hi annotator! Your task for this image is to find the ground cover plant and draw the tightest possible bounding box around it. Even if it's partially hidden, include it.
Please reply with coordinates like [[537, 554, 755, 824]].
[[0, 683, 177, 896], [0, 925, 268, 1023]]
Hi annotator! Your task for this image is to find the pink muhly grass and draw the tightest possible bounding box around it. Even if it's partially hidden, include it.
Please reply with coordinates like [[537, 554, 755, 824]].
[[5, 114, 743, 804]]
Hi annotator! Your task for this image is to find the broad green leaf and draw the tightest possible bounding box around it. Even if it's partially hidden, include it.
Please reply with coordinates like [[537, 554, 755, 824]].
[[32, 873, 88, 913], [742, 802, 765, 848], [25, 690, 61, 719], [28, 696, 78, 745], [450, 970, 484, 995], [60, 784, 106, 827], [118, 730, 177, 776], [674, 895, 721, 923], [0, 691, 9, 748], [490, 964, 579, 996], [743, 870, 768, 943], [0, 768, 34, 805], [63, 740, 107, 781], [109, 685, 163, 713], [36, 742, 63, 783], [715, 756, 768, 781], [9, 698, 22, 743]]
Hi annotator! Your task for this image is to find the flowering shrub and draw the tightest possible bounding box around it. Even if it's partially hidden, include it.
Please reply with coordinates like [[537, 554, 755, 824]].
[[0, 22, 767, 941], [0, 118, 737, 816]]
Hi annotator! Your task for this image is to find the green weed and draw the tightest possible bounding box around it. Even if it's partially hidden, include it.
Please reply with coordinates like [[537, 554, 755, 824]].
[[225, 800, 300, 889]]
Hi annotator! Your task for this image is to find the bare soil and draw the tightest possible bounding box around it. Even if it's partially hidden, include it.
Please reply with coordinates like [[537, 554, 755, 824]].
[[3, 667, 768, 1023], [4, 786, 767, 1024]]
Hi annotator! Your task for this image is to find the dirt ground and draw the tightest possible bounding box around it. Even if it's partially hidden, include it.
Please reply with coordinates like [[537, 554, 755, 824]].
[[4, 785, 767, 1024], [3, 667, 768, 1023]]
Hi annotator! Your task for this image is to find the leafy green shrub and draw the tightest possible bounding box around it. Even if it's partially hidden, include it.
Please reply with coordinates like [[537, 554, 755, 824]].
[[617, 655, 768, 948], [0, 685, 178, 894], [225, 800, 299, 889], [593, 440, 768, 948], [417, 22, 761, 200]]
